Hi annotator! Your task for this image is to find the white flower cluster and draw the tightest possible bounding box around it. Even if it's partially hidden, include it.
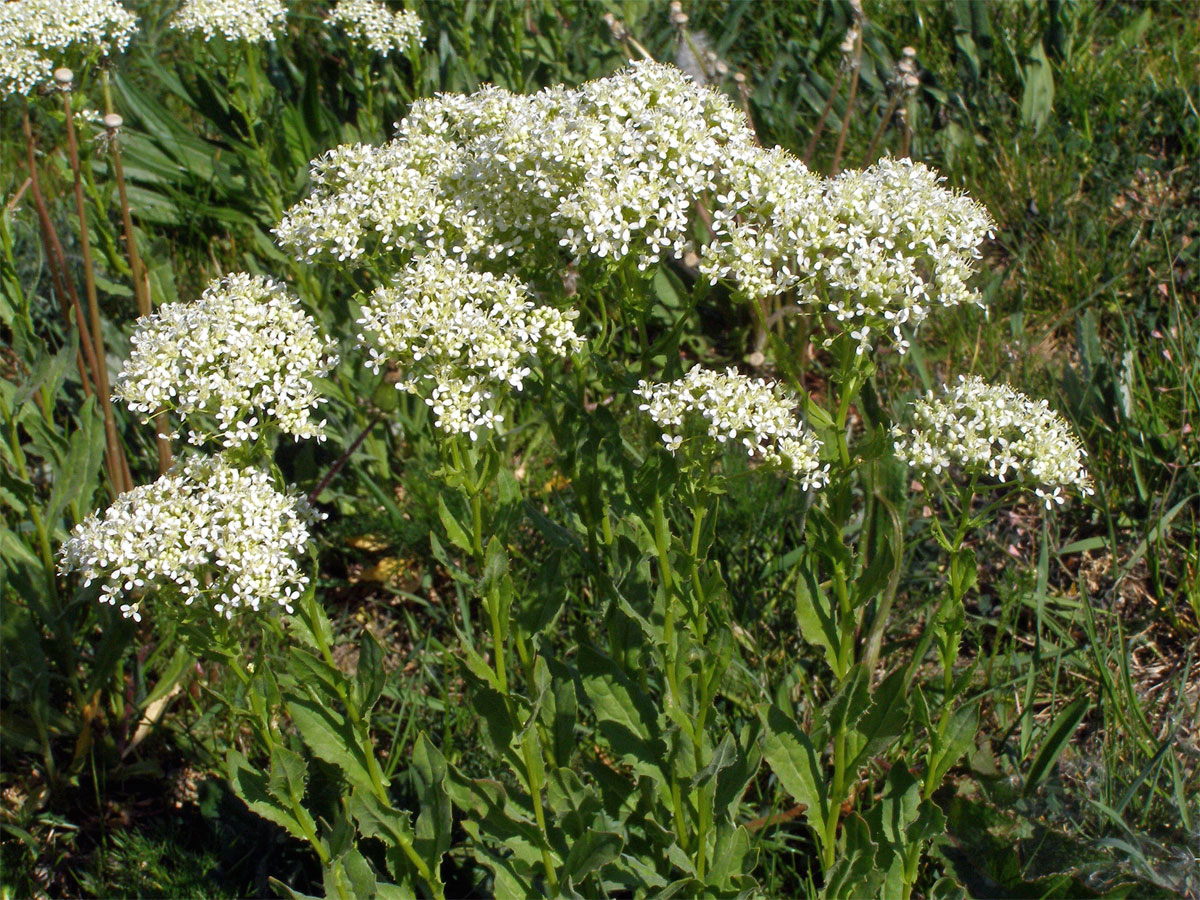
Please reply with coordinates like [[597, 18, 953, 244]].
[[329, 0, 422, 56], [276, 61, 755, 269], [634, 367, 828, 490], [0, 0, 137, 97], [171, 0, 287, 43], [358, 253, 582, 439], [701, 153, 995, 354], [114, 273, 337, 449], [892, 376, 1093, 508], [59, 456, 320, 621]]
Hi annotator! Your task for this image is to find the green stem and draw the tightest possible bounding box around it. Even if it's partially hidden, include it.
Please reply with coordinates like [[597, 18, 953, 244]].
[[823, 730, 847, 870], [652, 493, 692, 853], [486, 581, 508, 695], [522, 729, 559, 894]]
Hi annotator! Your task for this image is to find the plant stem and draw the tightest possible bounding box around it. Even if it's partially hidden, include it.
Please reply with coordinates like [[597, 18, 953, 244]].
[[803, 67, 844, 166], [307, 410, 383, 504], [104, 108, 172, 474], [830, 27, 863, 176], [60, 77, 133, 494], [522, 729, 559, 894]]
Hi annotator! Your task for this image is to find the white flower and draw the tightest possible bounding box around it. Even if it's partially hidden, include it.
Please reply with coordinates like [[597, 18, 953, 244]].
[[634, 367, 828, 490], [358, 252, 581, 439], [171, 0, 287, 43], [59, 455, 320, 620], [700, 151, 995, 354], [0, 44, 52, 96], [0, 0, 137, 96], [114, 273, 338, 449], [328, 0, 422, 56], [892, 376, 1093, 506], [276, 60, 755, 270]]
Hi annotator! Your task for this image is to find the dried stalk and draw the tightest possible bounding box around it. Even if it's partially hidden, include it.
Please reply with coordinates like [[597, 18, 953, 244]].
[[57, 68, 134, 494], [105, 113, 172, 475], [22, 110, 97, 399], [829, 24, 863, 176], [802, 67, 844, 166]]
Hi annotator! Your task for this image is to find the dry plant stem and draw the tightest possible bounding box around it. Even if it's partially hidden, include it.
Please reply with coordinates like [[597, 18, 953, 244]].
[[830, 29, 863, 176], [898, 109, 912, 160], [107, 122, 172, 474], [61, 82, 134, 493], [802, 67, 844, 166], [308, 410, 384, 505], [862, 92, 901, 166], [22, 111, 97, 398]]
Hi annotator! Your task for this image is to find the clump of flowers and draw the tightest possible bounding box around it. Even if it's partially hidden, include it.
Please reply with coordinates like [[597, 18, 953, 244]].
[[0, 0, 137, 96], [635, 367, 828, 490], [357, 252, 582, 439], [329, 0, 422, 56], [276, 61, 756, 270], [704, 153, 996, 355], [59, 455, 320, 621], [171, 0, 287, 43], [114, 273, 337, 449], [891, 376, 1093, 508]]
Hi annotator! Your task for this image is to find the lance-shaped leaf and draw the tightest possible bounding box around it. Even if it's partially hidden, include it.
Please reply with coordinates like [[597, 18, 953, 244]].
[[762, 705, 827, 835]]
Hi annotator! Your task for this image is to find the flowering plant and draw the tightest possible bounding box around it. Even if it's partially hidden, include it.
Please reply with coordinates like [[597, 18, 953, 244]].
[[54, 60, 1093, 899]]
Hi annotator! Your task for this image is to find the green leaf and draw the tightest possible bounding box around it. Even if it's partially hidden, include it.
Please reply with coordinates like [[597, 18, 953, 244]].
[[762, 705, 827, 833], [227, 750, 309, 841], [436, 494, 473, 554], [930, 703, 980, 791], [412, 733, 451, 894], [577, 646, 665, 783], [45, 396, 104, 526], [1024, 697, 1088, 796], [1020, 39, 1055, 133], [355, 629, 386, 713], [846, 667, 909, 773], [286, 693, 377, 793], [323, 847, 377, 900], [444, 768, 545, 865], [706, 822, 756, 891], [347, 788, 418, 892], [562, 829, 622, 883], [822, 813, 881, 900], [692, 732, 737, 791], [793, 555, 840, 673]]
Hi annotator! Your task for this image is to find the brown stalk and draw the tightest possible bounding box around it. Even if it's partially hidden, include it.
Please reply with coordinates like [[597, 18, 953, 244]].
[[106, 114, 172, 475], [829, 26, 863, 176], [58, 70, 134, 494], [802, 67, 844, 167], [307, 410, 384, 506], [862, 91, 902, 168], [22, 110, 97, 399]]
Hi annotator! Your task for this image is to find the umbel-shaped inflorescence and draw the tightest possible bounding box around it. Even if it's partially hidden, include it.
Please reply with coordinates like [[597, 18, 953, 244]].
[[275, 60, 757, 270], [170, 0, 287, 43], [114, 273, 338, 450], [59, 455, 320, 623], [635, 367, 829, 491], [277, 61, 994, 356], [328, 0, 423, 56], [0, 0, 137, 97], [358, 252, 582, 440], [699, 151, 996, 355], [892, 375, 1094, 508]]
